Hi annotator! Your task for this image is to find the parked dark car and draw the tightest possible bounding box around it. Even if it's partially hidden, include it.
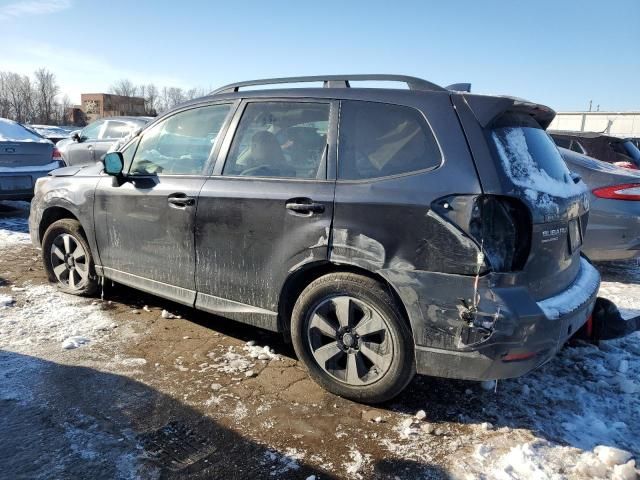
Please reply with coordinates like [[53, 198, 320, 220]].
[[560, 147, 640, 261], [0, 118, 65, 200], [29, 75, 599, 403], [56, 116, 152, 166], [550, 131, 640, 170]]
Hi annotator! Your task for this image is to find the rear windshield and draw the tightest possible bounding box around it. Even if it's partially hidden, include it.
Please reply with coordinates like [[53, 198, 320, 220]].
[[0, 118, 46, 142], [490, 113, 580, 198]]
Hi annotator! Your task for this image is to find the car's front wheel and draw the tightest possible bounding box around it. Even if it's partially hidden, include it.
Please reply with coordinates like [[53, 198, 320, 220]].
[[42, 219, 98, 296], [291, 272, 415, 404]]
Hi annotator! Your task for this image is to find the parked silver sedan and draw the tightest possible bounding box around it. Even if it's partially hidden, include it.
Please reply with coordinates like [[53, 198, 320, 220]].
[[56, 116, 152, 166], [560, 147, 640, 261], [0, 118, 64, 200]]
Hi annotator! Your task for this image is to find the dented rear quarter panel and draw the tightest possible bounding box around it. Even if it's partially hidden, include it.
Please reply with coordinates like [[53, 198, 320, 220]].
[[330, 92, 485, 350]]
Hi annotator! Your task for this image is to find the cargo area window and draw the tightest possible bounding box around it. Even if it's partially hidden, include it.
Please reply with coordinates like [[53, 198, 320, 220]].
[[337, 101, 441, 180], [490, 113, 575, 196]]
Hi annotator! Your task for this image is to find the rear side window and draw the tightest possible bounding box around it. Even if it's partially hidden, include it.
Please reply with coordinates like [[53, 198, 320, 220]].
[[102, 121, 131, 140], [338, 101, 441, 180], [490, 114, 576, 197]]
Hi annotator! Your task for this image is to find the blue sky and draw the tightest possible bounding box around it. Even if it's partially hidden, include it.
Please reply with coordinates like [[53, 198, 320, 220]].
[[0, 0, 638, 111]]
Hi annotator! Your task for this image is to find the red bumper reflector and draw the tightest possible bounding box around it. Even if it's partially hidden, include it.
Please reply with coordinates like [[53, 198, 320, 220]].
[[585, 315, 593, 337], [502, 351, 537, 362]]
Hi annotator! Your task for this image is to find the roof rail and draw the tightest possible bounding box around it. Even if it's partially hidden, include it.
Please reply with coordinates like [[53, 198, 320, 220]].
[[210, 74, 446, 95]]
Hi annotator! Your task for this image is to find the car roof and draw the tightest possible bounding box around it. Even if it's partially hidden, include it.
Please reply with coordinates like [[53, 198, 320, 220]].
[[99, 116, 153, 123], [550, 130, 631, 142]]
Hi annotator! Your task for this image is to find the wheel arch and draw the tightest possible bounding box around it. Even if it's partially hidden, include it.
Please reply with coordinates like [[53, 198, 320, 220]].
[[278, 262, 413, 340], [39, 206, 83, 242]]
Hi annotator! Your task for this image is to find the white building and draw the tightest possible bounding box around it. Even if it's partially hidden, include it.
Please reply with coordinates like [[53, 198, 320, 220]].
[[549, 111, 640, 138]]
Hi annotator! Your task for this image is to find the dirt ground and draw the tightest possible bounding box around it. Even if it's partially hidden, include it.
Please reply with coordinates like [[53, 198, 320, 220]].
[[1, 202, 638, 480]]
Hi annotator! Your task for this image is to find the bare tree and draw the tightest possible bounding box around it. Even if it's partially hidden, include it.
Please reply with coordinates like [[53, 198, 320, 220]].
[[3, 72, 35, 123], [34, 68, 59, 124], [54, 94, 72, 125], [109, 78, 138, 97], [185, 87, 205, 101], [143, 83, 159, 115]]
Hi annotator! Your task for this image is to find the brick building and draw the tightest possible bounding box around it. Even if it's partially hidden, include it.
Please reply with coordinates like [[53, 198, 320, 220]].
[[80, 93, 146, 122]]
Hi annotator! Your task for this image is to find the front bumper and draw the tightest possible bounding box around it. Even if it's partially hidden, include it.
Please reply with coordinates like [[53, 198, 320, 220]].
[[409, 258, 600, 380]]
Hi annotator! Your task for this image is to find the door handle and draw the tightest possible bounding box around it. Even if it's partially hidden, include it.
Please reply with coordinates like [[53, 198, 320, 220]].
[[168, 193, 195, 208], [285, 199, 325, 214]]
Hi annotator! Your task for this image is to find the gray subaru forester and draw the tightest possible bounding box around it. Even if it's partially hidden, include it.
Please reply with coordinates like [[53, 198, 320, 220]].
[[29, 75, 600, 403]]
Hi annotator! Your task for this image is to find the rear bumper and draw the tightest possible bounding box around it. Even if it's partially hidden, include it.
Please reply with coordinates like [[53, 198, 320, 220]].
[[408, 258, 600, 380], [0, 168, 58, 200]]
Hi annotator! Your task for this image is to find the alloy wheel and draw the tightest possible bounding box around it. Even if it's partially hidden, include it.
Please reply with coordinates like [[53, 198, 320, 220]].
[[307, 295, 394, 386], [50, 233, 89, 289]]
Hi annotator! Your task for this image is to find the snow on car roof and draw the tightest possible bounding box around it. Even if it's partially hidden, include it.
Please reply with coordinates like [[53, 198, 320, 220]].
[[0, 118, 50, 143]]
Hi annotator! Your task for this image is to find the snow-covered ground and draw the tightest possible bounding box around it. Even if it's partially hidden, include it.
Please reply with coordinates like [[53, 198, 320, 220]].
[[0, 201, 30, 246], [0, 200, 639, 479]]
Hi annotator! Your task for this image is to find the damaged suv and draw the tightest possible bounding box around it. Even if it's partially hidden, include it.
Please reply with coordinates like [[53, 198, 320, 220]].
[[29, 75, 600, 403]]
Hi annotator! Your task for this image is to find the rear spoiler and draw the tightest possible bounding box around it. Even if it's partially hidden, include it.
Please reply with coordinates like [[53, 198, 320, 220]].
[[461, 93, 556, 129]]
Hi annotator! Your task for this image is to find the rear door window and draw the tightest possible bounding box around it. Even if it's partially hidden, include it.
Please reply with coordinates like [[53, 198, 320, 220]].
[[80, 121, 103, 140], [338, 101, 441, 180], [102, 121, 132, 140], [222, 102, 330, 179]]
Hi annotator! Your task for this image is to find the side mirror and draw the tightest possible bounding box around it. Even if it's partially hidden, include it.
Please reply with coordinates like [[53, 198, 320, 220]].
[[72, 132, 82, 142], [103, 152, 124, 176]]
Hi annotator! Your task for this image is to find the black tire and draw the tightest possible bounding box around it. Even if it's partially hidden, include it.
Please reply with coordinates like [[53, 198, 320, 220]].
[[291, 272, 415, 404], [42, 219, 98, 296]]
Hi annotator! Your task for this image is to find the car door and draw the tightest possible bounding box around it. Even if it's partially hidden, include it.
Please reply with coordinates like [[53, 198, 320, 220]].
[[64, 120, 104, 165], [195, 99, 337, 330], [94, 103, 235, 305]]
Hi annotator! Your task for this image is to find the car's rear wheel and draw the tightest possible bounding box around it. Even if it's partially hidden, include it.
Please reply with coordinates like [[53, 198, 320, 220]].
[[42, 219, 98, 296], [291, 272, 415, 403]]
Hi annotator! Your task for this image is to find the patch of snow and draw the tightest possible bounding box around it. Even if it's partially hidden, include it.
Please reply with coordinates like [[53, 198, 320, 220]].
[[492, 127, 585, 199], [0, 212, 30, 247], [537, 257, 600, 319], [262, 448, 304, 476], [344, 448, 371, 479], [120, 357, 147, 367], [599, 280, 640, 320], [62, 336, 91, 350], [0, 294, 15, 307], [0, 284, 115, 349]]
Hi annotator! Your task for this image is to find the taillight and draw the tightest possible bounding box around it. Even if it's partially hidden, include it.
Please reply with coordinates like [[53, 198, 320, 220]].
[[613, 161, 638, 170], [593, 184, 640, 201], [52, 147, 62, 161], [431, 195, 532, 272]]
